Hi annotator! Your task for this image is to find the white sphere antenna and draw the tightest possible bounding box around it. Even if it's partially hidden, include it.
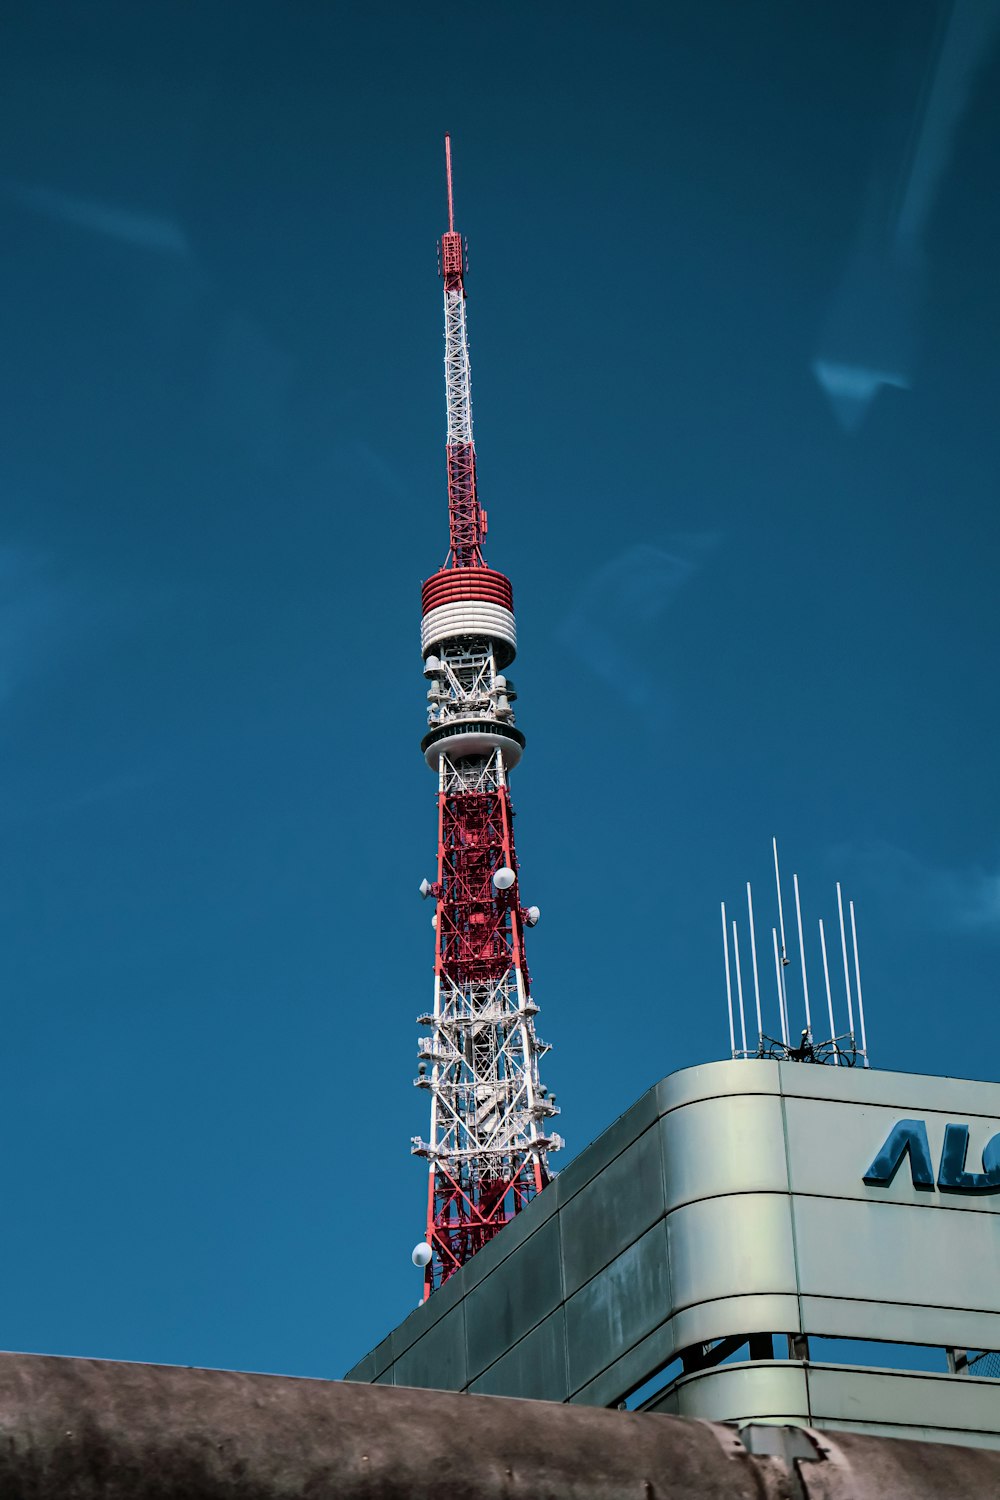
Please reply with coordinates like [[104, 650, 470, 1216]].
[[411, 1241, 432, 1268], [493, 866, 515, 891]]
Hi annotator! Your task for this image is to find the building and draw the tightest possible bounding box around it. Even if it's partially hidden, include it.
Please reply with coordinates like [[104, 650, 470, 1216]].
[[347, 1057, 1000, 1448]]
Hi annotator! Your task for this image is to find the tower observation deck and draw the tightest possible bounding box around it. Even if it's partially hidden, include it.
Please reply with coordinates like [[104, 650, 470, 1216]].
[[411, 137, 563, 1298]]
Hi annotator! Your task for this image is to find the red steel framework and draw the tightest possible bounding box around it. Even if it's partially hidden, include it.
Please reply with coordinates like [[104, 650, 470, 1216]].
[[411, 137, 562, 1297]]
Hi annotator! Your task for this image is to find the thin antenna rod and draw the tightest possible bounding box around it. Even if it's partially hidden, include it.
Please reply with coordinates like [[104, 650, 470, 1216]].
[[792, 873, 812, 1036], [819, 918, 836, 1044], [444, 133, 455, 232], [772, 838, 790, 1034], [722, 902, 735, 1058], [733, 920, 748, 1057], [850, 901, 869, 1067], [772, 928, 789, 1046], [836, 883, 856, 1038], [773, 838, 788, 958], [747, 883, 763, 1050]]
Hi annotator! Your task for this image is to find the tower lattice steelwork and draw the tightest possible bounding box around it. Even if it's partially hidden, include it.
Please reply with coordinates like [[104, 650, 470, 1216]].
[[411, 138, 563, 1297]]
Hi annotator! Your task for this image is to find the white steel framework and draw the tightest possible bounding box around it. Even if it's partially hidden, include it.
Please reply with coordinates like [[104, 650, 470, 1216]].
[[444, 288, 474, 447]]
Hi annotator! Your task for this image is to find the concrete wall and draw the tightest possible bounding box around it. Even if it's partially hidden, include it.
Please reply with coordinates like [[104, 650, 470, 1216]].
[[6, 1351, 1000, 1500], [345, 1060, 1000, 1442]]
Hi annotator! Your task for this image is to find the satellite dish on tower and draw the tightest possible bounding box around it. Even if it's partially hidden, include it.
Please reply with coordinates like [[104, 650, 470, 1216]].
[[411, 1242, 432, 1268], [493, 867, 515, 890]]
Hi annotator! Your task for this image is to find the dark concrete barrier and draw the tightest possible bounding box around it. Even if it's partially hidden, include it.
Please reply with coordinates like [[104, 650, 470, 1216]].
[[0, 1351, 997, 1499]]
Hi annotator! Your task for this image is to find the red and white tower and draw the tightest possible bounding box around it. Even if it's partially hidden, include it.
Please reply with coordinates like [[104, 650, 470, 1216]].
[[411, 137, 563, 1297]]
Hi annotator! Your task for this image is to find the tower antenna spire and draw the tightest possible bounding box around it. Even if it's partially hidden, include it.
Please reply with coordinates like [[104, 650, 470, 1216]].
[[444, 132, 455, 233], [436, 135, 487, 569], [411, 137, 562, 1299]]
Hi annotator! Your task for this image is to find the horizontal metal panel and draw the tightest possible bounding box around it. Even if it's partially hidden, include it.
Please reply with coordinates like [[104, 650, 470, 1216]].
[[344, 1353, 376, 1384], [777, 1061, 1000, 1120], [807, 1364, 1000, 1435], [649, 1361, 810, 1423], [817, 1416, 1000, 1451], [561, 1124, 664, 1296], [388, 1266, 467, 1365], [468, 1307, 568, 1399], [800, 1294, 1000, 1352], [784, 1096, 1000, 1214], [568, 1318, 675, 1407], [653, 1360, 1000, 1445], [792, 1195, 1000, 1316], [346, 1330, 396, 1383], [667, 1193, 797, 1311], [554, 1087, 660, 1208], [565, 1221, 670, 1394], [568, 1294, 803, 1407], [670, 1293, 802, 1352], [655, 1059, 781, 1118], [660, 1092, 788, 1213], [392, 1302, 468, 1393], [465, 1215, 563, 1379]]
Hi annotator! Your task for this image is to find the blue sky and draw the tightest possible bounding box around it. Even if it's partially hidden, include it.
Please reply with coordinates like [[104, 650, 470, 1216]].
[[0, 1, 998, 1379]]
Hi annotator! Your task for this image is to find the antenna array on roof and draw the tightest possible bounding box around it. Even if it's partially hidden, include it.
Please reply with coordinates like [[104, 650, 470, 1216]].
[[721, 838, 870, 1068]]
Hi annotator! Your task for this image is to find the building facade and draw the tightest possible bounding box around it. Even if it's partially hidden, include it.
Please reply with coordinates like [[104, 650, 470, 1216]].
[[347, 1060, 1000, 1448]]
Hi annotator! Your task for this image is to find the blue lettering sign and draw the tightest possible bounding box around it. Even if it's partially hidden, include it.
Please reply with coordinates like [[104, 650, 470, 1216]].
[[937, 1124, 1000, 1191], [863, 1119, 934, 1188], [864, 1120, 1000, 1193]]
